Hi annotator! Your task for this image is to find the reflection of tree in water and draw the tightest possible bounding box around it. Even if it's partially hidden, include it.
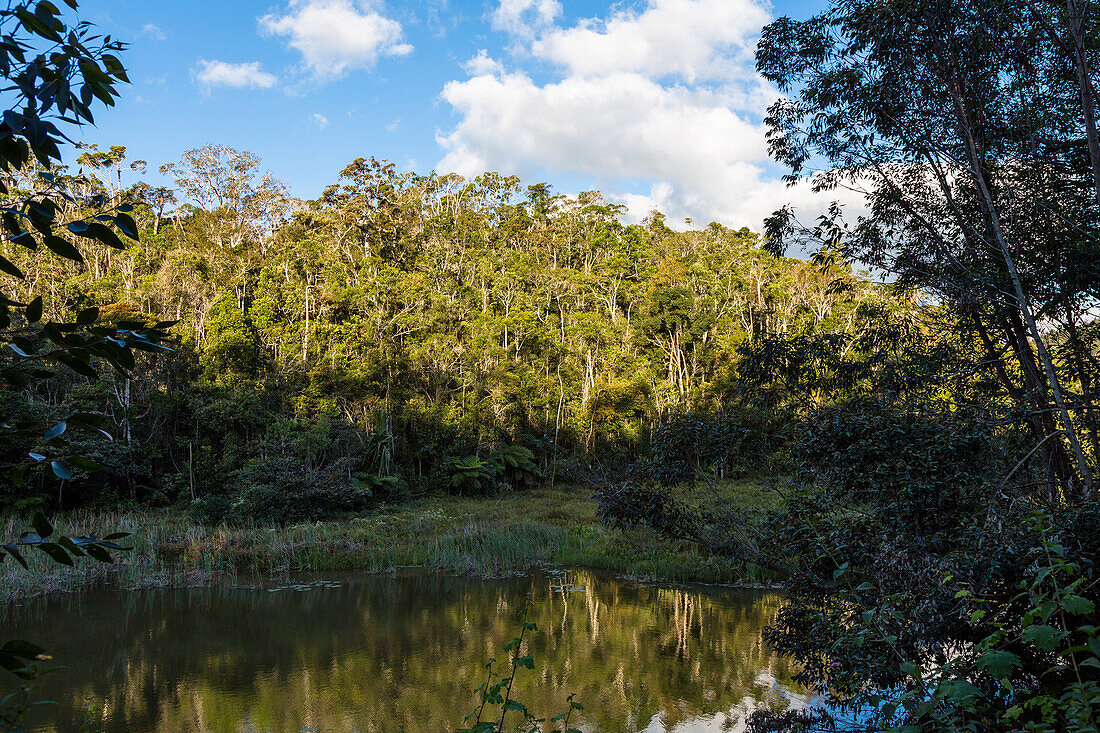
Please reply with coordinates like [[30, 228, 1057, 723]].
[[2, 571, 807, 732]]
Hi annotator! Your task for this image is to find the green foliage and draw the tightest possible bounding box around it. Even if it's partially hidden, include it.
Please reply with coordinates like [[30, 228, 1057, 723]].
[[492, 445, 541, 489], [631, 408, 779, 485], [458, 604, 582, 733], [201, 293, 258, 379], [788, 399, 1000, 535], [217, 456, 369, 525], [449, 456, 496, 496], [878, 525, 1100, 732], [1, 132, 918, 509]]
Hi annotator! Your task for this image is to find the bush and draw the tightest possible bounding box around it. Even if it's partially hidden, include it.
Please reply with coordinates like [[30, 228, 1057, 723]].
[[189, 495, 231, 524], [227, 456, 371, 524], [629, 409, 780, 485]]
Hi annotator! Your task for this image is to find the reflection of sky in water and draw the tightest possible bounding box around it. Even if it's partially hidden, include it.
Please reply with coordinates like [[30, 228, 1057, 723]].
[[635, 673, 817, 733], [2, 571, 807, 732]]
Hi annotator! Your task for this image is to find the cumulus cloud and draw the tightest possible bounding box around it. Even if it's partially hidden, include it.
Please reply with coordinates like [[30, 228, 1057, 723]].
[[491, 0, 561, 38], [463, 50, 504, 77], [439, 69, 807, 227], [439, 72, 765, 187], [437, 0, 836, 230], [259, 0, 412, 80], [194, 60, 277, 90], [533, 0, 769, 84]]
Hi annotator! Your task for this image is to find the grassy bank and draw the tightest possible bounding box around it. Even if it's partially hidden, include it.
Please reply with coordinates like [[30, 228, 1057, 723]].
[[0, 482, 777, 602]]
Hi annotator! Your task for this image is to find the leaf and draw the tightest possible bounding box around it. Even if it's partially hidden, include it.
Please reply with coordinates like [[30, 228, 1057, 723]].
[[43, 234, 83, 262], [0, 255, 23, 279], [57, 536, 85, 557], [976, 650, 1021, 679], [76, 306, 99, 324], [1022, 624, 1064, 652], [68, 456, 104, 472], [0, 640, 44, 658], [514, 655, 534, 669], [503, 699, 527, 712], [1061, 595, 1095, 616], [78, 221, 124, 249], [24, 297, 41, 323], [31, 511, 52, 539], [114, 212, 138, 239], [84, 544, 113, 563], [935, 679, 982, 703], [43, 421, 66, 440], [36, 542, 72, 566], [50, 459, 72, 480], [3, 545, 28, 569]]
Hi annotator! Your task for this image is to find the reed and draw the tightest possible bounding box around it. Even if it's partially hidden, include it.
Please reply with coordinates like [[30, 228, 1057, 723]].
[[0, 486, 773, 601]]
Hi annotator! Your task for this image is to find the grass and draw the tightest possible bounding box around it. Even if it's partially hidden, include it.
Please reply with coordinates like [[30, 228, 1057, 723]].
[[0, 481, 781, 602]]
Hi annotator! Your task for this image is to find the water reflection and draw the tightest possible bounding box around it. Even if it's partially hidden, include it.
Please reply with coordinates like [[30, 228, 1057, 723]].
[[2, 571, 811, 732]]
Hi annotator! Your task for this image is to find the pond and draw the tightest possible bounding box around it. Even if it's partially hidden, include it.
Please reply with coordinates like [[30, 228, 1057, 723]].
[[2, 570, 813, 732]]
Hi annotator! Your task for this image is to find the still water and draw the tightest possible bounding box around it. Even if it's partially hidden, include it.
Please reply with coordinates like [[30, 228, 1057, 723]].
[[2, 571, 812, 732]]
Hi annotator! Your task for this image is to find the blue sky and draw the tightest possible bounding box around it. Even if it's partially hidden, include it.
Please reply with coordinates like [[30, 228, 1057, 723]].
[[76, 0, 830, 229]]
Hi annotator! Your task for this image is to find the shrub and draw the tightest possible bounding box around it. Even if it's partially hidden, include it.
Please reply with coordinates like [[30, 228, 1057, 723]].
[[227, 456, 371, 524], [189, 495, 231, 524]]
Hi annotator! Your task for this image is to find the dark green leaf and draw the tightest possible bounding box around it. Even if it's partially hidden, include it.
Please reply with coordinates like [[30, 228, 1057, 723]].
[[24, 296, 42, 323], [43, 234, 83, 262], [31, 511, 52, 539]]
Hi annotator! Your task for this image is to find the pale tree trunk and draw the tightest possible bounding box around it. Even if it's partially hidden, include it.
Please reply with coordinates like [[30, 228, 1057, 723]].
[[950, 69, 1094, 490]]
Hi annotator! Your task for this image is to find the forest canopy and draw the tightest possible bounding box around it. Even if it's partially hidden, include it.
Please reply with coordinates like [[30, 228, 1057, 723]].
[[0, 143, 928, 516]]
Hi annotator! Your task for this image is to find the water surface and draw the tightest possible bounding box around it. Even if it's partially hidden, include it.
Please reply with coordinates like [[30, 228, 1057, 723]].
[[2, 571, 811, 732]]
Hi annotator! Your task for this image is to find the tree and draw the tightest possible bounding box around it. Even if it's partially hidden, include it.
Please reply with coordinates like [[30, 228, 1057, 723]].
[[162, 145, 290, 251], [758, 0, 1099, 494], [718, 1, 1100, 729], [0, 0, 172, 492]]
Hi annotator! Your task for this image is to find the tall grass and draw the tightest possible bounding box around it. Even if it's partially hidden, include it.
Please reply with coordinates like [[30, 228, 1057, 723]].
[[0, 486, 774, 602]]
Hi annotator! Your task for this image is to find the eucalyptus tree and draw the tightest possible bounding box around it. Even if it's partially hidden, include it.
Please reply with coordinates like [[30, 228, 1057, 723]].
[[162, 145, 291, 252], [758, 0, 1100, 492], [721, 2, 1100, 730]]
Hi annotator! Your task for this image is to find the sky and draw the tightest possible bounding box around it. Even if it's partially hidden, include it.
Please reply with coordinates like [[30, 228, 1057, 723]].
[[74, 0, 833, 231]]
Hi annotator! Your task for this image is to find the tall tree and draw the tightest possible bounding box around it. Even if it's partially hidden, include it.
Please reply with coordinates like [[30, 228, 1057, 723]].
[[758, 0, 1100, 493]]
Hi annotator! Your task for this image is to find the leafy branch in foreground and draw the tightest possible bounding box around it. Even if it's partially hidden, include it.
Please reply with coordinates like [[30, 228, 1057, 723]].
[[0, 511, 130, 732]]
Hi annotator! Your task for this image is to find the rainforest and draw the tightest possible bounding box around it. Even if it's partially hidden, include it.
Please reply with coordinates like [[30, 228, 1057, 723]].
[[1, 0, 1100, 732]]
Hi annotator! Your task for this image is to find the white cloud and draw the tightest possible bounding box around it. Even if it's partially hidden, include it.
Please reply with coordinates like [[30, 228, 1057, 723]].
[[534, 0, 769, 84], [438, 70, 786, 227], [463, 50, 503, 77], [193, 60, 277, 89], [141, 23, 166, 41], [312, 113, 330, 129], [385, 119, 401, 132], [438, 0, 824, 230], [259, 0, 412, 80], [491, 0, 561, 38]]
